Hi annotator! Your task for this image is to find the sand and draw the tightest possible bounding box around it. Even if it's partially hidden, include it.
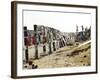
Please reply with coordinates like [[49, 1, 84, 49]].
[[30, 40, 91, 69]]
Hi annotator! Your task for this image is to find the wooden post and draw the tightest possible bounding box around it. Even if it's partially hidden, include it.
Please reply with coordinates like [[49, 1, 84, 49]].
[[25, 46, 28, 63], [47, 30, 52, 54], [49, 42, 52, 54], [34, 25, 39, 59], [24, 26, 29, 63], [43, 27, 46, 54], [53, 42, 56, 51], [43, 45, 46, 53]]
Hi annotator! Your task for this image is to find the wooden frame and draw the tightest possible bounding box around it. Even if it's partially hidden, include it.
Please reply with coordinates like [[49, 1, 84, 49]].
[[11, 1, 98, 78]]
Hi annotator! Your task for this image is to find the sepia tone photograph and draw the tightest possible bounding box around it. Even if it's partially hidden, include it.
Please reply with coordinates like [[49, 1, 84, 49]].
[[23, 10, 91, 69], [11, 1, 97, 78]]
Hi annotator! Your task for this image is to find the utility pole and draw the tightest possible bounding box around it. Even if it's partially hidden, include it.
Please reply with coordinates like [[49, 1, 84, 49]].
[[81, 25, 84, 41], [24, 26, 28, 63], [48, 30, 52, 54], [76, 25, 78, 42], [43, 26, 46, 54], [76, 25, 78, 35], [34, 25, 39, 59], [81, 25, 84, 31]]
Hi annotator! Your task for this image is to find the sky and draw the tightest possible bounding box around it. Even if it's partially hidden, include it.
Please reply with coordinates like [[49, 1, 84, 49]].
[[23, 10, 91, 32]]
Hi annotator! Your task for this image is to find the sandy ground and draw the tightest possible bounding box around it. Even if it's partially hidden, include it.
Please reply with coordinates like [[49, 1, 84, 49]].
[[24, 40, 91, 69], [23, 41, 91, 68]]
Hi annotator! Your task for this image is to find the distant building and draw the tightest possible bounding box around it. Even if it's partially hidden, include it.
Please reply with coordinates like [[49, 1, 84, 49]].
[[76, 25, 91, 42]]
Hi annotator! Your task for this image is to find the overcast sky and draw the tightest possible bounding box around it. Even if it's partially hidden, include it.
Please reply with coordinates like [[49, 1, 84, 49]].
[[23, 10, 91, 32]]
